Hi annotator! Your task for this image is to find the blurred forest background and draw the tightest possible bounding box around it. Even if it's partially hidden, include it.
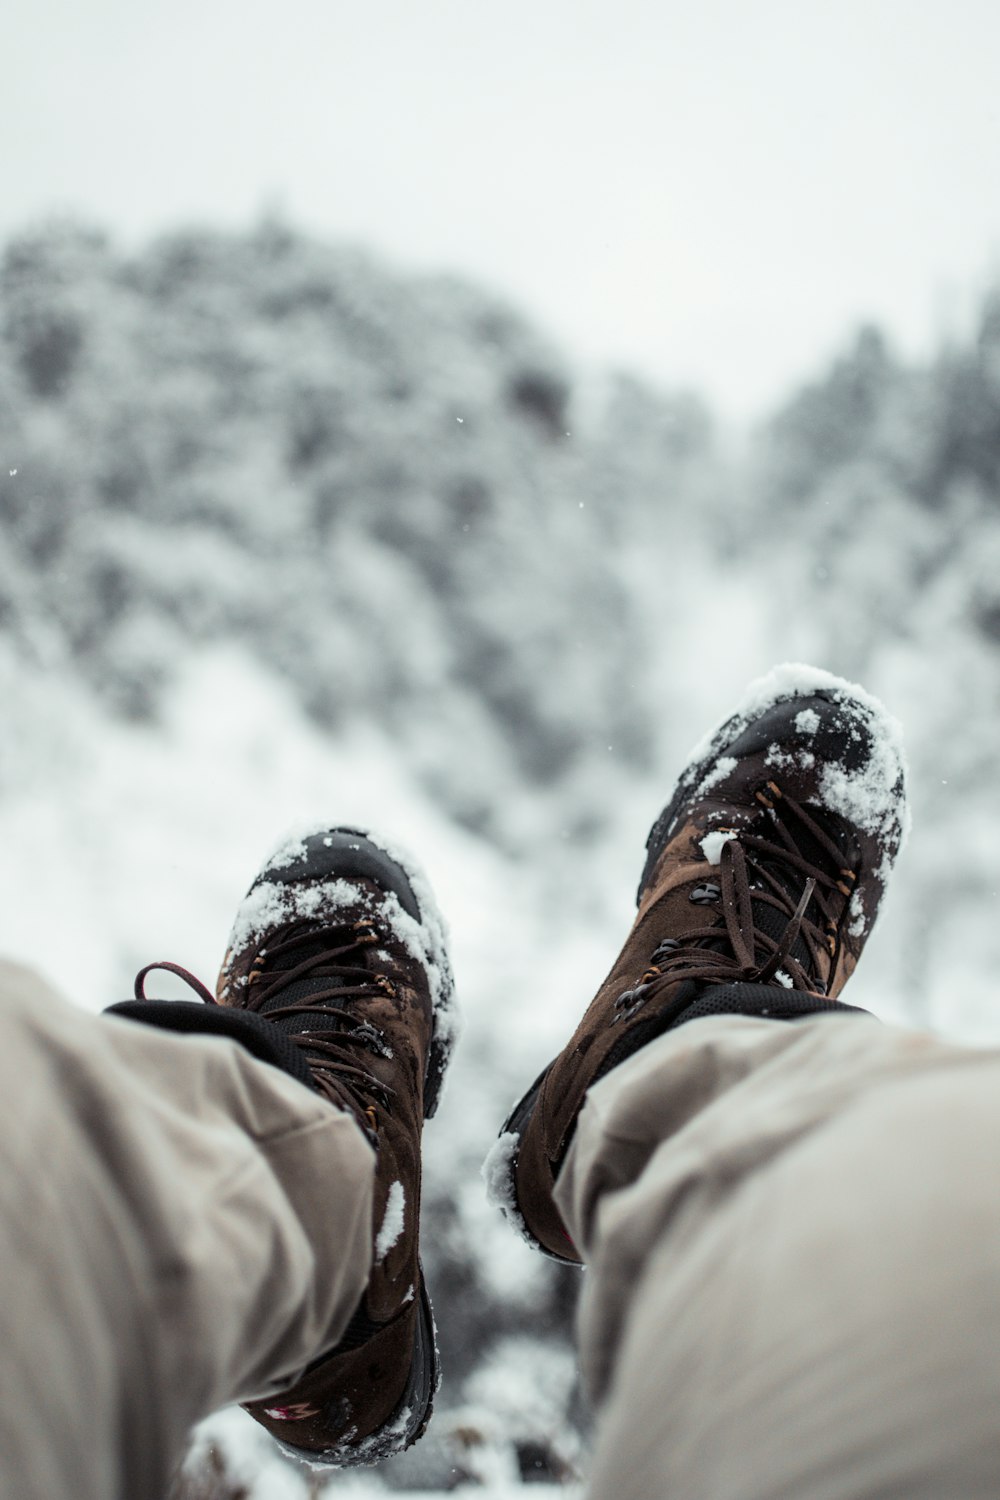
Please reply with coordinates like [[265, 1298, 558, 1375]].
[[3, 220, 1000, 1496]]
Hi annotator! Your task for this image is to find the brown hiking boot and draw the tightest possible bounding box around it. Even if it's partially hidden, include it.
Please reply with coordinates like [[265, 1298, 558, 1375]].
[[115, 827, 456, 1465], [213, 827, 457, 1465], [486, 665, 908, 1264]]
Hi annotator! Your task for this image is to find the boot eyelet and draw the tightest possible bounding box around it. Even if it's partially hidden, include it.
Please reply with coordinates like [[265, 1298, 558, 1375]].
[[689, 882, 720, 905], [651, 937, 680, 961], [614, 981, 652, 1020]]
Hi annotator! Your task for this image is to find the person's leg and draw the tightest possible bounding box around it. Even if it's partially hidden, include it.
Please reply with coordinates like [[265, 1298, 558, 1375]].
[[487, 664, 987, 1497], [0, 824, 455, 1500], [0, 958, 375, 1500], [557, 1009, 1000, 1500]]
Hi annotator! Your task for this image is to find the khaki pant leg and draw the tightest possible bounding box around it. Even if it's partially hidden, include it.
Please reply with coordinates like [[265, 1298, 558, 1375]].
[[556, 1012, 1000, 1500], [0, 960, 375, 1500]]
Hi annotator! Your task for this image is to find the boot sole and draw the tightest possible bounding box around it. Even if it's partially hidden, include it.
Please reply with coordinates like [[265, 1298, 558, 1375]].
[[496, 1066, 580, 1265], [275, 1267, 439, 1468]]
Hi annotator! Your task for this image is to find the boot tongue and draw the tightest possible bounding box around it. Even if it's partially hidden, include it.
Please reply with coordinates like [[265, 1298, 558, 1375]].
[[748, 802, 852, 974], [750, 894, 811, 971], [256, 941, 359, 1036], [255, 962, 393, 1062], [696, 889, 811, 973]]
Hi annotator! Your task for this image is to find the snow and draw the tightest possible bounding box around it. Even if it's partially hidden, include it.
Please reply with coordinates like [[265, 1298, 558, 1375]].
[[681, 663, 910, 902], [221, 830, 459, 1071], [242, 819, 458, 1057], [262, 834, 313, 872], [764, 743, 816, 772], [818, 753, 904, 840], [700, 829, 737, 865], [309, 1403, 414, 1468], [364, 827, 459, 1057], [181, 1407, 323, 1500], [482, 1132, 520, 1216], [696, 755, 737, 797], [375, 1181, 406, 1261], [224, 876, 362, 961], [684, 662, 906, 767]]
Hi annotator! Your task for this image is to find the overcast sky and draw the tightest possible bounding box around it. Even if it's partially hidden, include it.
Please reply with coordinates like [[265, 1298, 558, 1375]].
[[4, 0, 999, 420]]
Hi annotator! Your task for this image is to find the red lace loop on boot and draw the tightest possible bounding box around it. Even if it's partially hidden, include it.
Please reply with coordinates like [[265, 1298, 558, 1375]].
[[133, 961, 219, 1005]]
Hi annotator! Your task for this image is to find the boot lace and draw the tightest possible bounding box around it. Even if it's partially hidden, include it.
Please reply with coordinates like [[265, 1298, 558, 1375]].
[[617, 782, 857, 1017], [133, 920, 398, 1127]]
